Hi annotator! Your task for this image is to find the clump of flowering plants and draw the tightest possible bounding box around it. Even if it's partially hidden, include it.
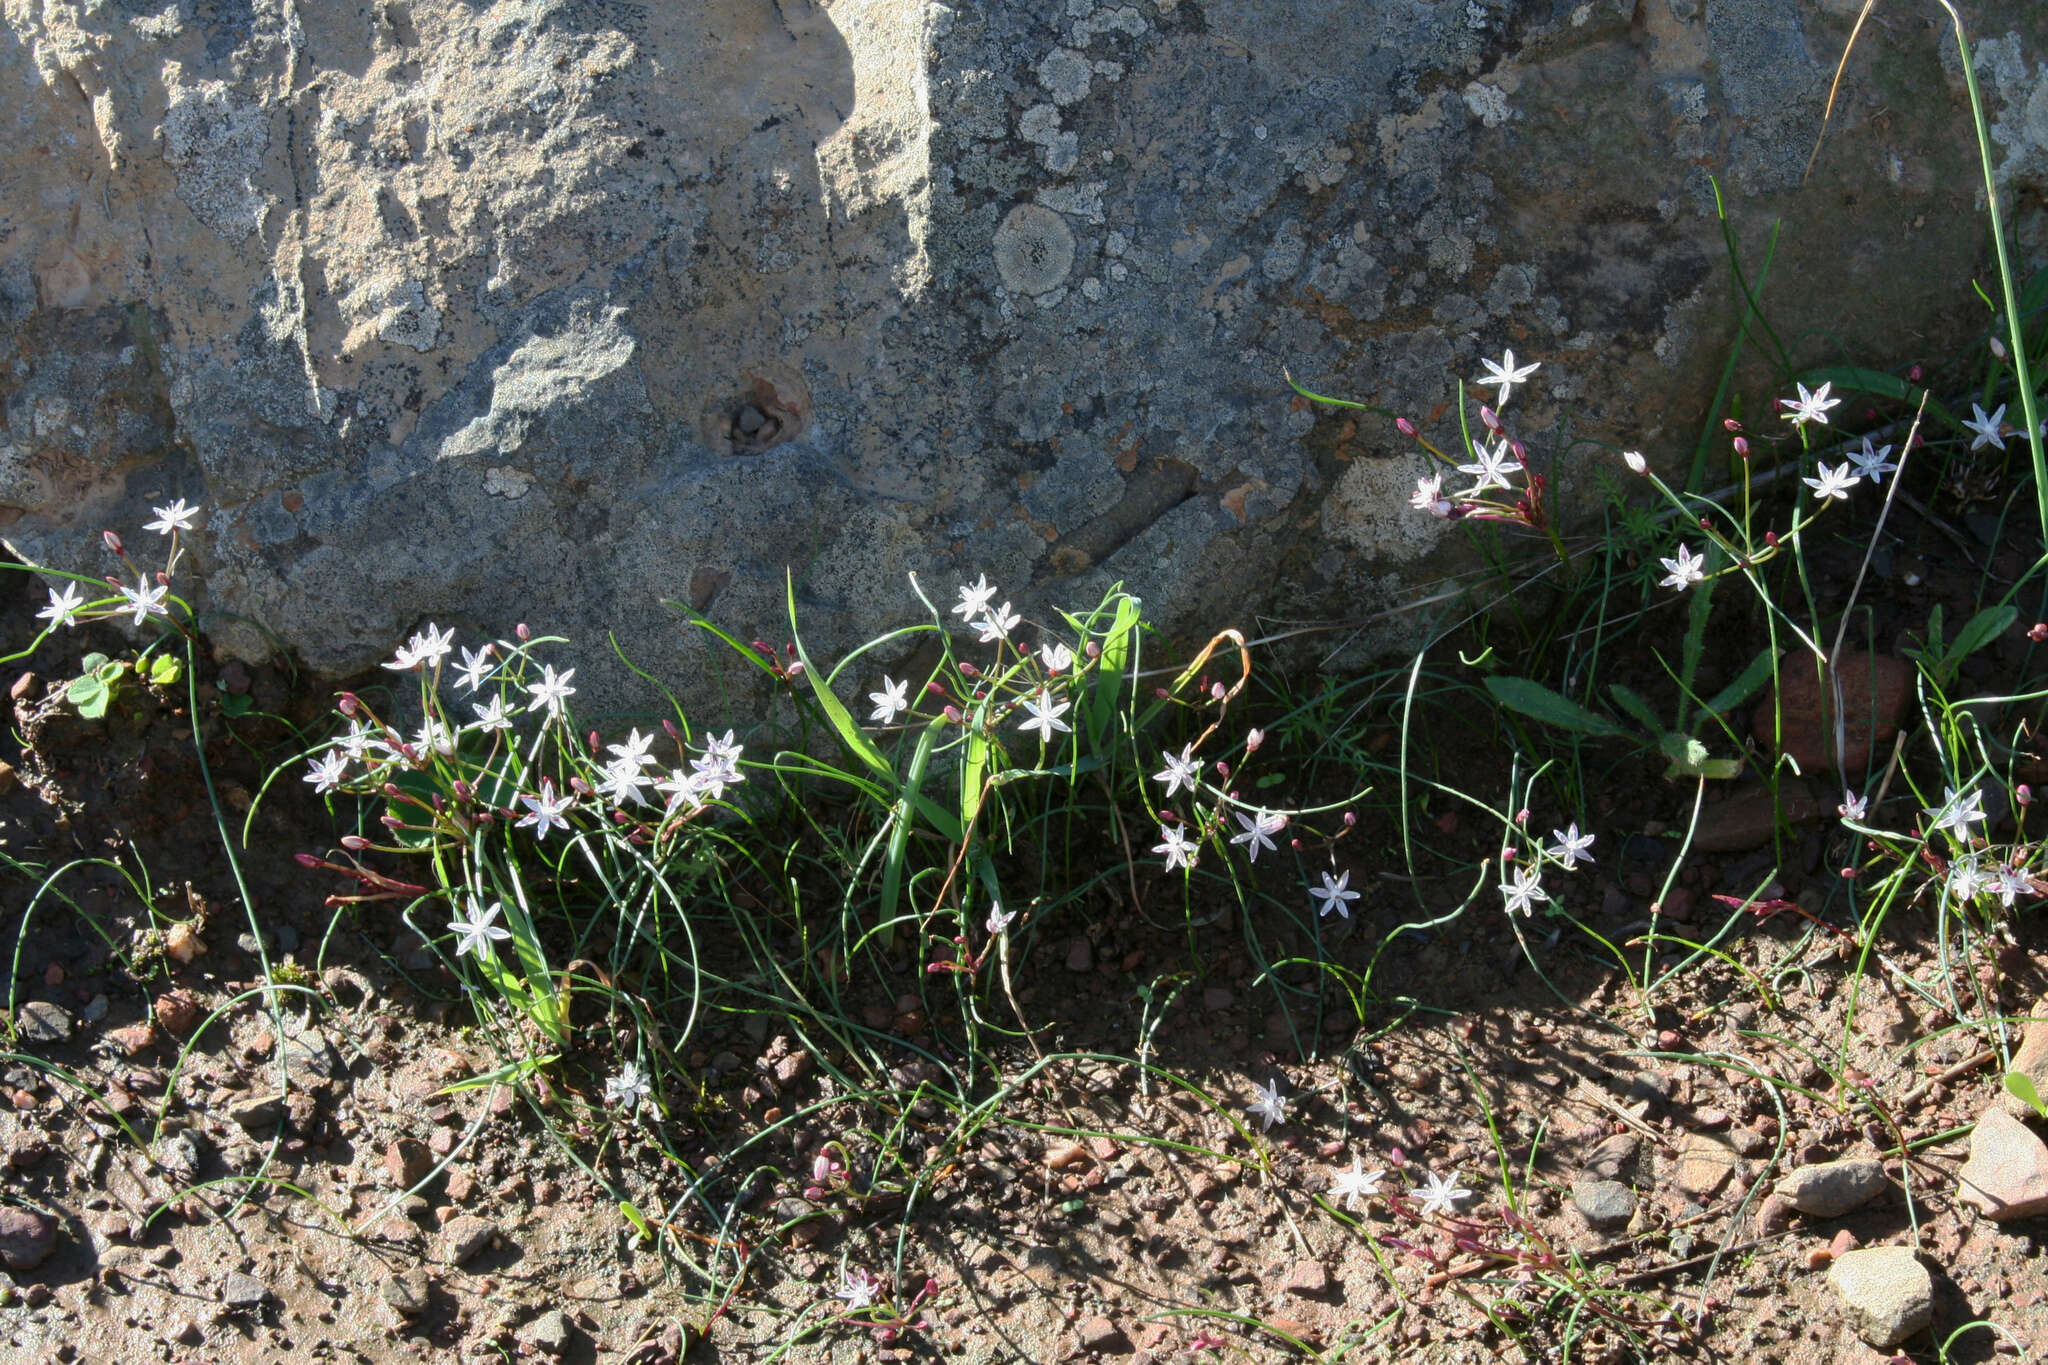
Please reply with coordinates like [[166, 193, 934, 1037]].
[[11, 499, 205, 700], [1288, 351, 1573, 568]]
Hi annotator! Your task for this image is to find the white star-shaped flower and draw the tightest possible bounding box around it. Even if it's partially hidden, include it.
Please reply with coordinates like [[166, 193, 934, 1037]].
[[835, 1267, 879, 1311], [1476, 349, 1540, 406], [1779, 381, 1840, 427], [1039, 639, 1074, 673], [1948, 855, 1988, 904], [1964, 402, 2008, 451], [606, 1062, 653, 1111], [1152, 745, 1202, 799], [1802, 460, 1860, 502], [118, 576, 169, 626], [1995, 864, 2034, 909], [37, 582, 87, 631], [1017, 690, 1072, 740], [606, 728, 660, 771], [975, 601, 1022, 643], [385, 623, 455, 672], [1329, 1157, 1385, 1210], [1310, 869, 1360, 919], [868, 676, 910, 725], [1547, 823, 1595, 870], [143, 498, 199, 535], [1659, 544, 1706, 592], [448, 897, 513, 958], [516, 777, 575, 839], [1153, 823, 1197, 872], [1838, 791, 1868, 821], [1924, 785, 1985, 838], [1456, 438, 1518, 493], [527, 664, 577, 720], [1246, 1077, 1287, 1131], [1501, 866, 1549, 917], [1847, 438, 1897, 485], [1409, 472, 1450, 516], [596, 759, 653, 808], [952, 575, 998, 622], [304, 750, 349, 794], [1230, 809, 1285, 863], [453, 644, 496, 692], [1413, 1169, 1471, 1218], [985, 901, 1016, 934], [470, 694, 516, 733]]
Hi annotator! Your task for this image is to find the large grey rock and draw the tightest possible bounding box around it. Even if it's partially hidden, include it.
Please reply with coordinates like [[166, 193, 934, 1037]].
[[2, 2, 2045, 713], [1826, 1246, 1932, 1351], [1957, 1107, 2048, 1221], [1774, 1157, 1887, 1218]]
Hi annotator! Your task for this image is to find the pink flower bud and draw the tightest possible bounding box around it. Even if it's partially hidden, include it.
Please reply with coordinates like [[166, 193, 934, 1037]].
[[814, 1152, 833, 1182], [958, 661, 980, 678], [1622, 450, 1646, 475], [1765, 530, 1779, 548], [453, 780, 474, 802], [1502, 846, 1516, 862], [383, 782, 402, 798], [1908, 364, 1923, 382], [1215, 761, 1230, 779], [338, 692, 360, 716], [1210, 681, 1225, 701], [1154, 687, 1170, 699], [1723, 418, 1743, 433], [1732, 436, 1749, 458], [102, 530, 124, 556], [1245, 728, 1265, 753], [515, 622, 531, 641], [1479, 404, 1500, 432], [341, 834, 369, 851], [2019, 784, 2034, 807], [1085, 640, 1101, 659], [663, 718, 681, 739], [1992, 336, 2009, 360], [2030, 623, 2048, 643], [1396, 417, 1418, 438], [943, 705, 962, 723], [293, 853, 321, 868], [785, 660, 805, 679], [381, 814, 404, 830]]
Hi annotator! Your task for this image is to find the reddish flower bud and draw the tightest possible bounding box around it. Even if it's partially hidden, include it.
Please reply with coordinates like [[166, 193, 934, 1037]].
[[383, 782, 402, 798], [1215, 760, 1231, 779], [958, 661, 980, 678], [453, 780, 474, 802], [1840, 866, 1857, 879], [2030, 623, 2048, 643], [925, 680, 948, 696], [341, 835, 370, 851], [785, 660, 805, 679], [515, 622, 531, 641], [1723, 418, 1743, 433], [1764, 530, 1779, 548], [1511, 439, 1527, 463], [1210, 681, 1225, 701], [293, 852, 321, 868], [1343, 810, 1357, 827], [1699, 516, 1712, 529], [381, 814, 404, 829], [2019, 784, 2034, 807], [1479, 404, 1500, 432], [102, 530, 125, 556], [663, 718, 681, 739], [338, 692, 360, 716], [1154, 687, 1170, 699], [1396, 416, 1418, 437], [1908, 363, 1923, 382], [1732, 436, 1749, 458], [943, 705, 962, 723]]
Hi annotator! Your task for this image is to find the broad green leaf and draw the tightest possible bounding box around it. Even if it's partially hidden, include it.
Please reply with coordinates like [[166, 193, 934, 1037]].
[[1608, 683, 1664, 736], [620, 1200, 654, 1243], [1700, 647, 1779, 719], [1085, 593, 1141, 752], [2006, 1071, 2048, 1119], [1484, 677, 1629, 737], [1951, 604, 2017, 666], [147, 654, 182, 686], [786, 573, 893, 784]]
